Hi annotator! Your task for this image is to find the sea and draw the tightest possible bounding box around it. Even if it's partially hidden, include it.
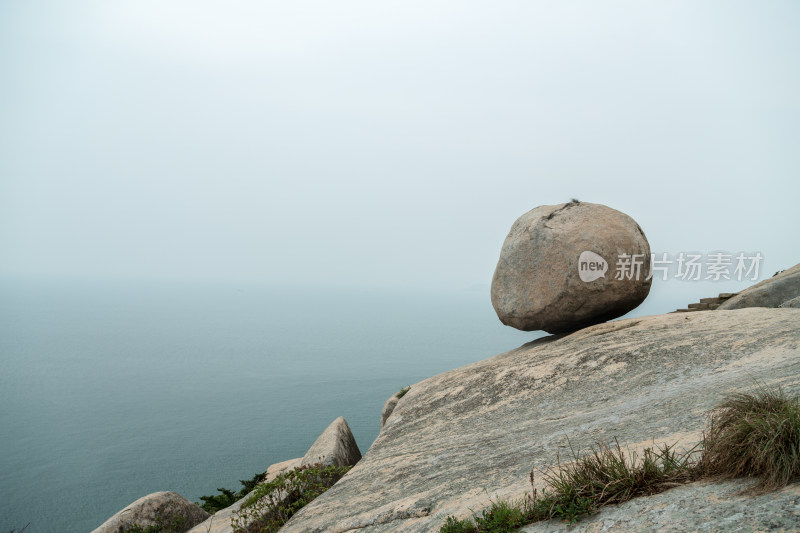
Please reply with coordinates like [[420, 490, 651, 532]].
[[0, 278, 541, 532], [0, 275, 738, 532]]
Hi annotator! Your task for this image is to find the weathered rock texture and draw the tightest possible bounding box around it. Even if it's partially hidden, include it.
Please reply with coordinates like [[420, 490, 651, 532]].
[[781, 296, 800, 308], [521, 479, 800, 532], [279, 308, 800, 532], [301, 416, 362, 467], [379, 393, 400, 431], [491, 201, 651, 333], [92, 491, 209, 533], [718, 262, 800, 310]]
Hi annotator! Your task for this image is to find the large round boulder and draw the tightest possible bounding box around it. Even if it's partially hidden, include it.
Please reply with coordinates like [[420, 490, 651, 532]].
[[491, 201, 651, 333]]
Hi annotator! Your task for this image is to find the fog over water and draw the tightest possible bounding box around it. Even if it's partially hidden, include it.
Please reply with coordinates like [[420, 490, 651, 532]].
[[2, 1, 799, 287]]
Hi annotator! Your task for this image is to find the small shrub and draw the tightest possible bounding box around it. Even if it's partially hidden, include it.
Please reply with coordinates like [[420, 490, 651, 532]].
[[701, 387, 800, 492], [198, 471, 265, 513], [396, 386, 411, 399], [199, 487, 238, 514], [232, 463, 351, 533]]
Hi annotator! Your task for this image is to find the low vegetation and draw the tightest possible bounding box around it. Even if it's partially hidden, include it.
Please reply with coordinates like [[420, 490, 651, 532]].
[[441, 441, 698, 533], [231, 463, 351, 533], [700, 387, 800, 492], [197, 472, 264, 513], [440, 387, 800, 532], [396, 386, 411, 399]]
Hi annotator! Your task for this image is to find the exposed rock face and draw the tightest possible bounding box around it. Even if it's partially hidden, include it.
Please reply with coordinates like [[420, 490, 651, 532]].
[[91, 491, 209, 533], [521, 479, 800, 532], [380, 393, 400, 431], [279, 308, 800, 532], [491, 201, 651, 333], [301, 416, 362, 467], [781, 296, 800, 308], [265, 457, 303, 477], [719, 262, 800, 310]]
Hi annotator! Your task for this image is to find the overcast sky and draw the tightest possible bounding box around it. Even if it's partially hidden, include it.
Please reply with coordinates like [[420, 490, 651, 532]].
[[1, 1, 798, 292]]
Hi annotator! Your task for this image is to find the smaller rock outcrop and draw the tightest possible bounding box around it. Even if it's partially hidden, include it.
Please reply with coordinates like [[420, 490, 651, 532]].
[[301, 416, 362, 467], [265, 457, 303, 477], [718, 262, 800, 310], [91, 491, 209, 533], [491, 201, 652, 333], [187, 417, 361, 533], [380, 394, 400, 431]]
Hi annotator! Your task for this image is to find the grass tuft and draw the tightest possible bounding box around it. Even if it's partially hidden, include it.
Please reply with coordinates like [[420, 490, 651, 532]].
[[396, 386, 411, 399], [701, 387, 800, 492], [441, 440, 697, 532]]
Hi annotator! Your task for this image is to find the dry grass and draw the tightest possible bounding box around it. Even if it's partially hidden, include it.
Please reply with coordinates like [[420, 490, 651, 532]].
[[701, 387, 800, 492], [441, 440, 698, 532], [543, 439, 699, 509]]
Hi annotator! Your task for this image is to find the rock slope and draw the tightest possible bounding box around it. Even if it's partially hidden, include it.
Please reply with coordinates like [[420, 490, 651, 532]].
[[718, 262, 800, 310], [520, 479, 800, 532], [280, 308, 800, 532]]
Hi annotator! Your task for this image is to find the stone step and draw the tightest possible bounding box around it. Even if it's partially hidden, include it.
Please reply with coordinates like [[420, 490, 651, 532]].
[[718, 293, 737, 299], [688, 303, 710, 309], [708, 303, 720, 310], [700, 297, 722, 304], [674, 308, 700, 312]]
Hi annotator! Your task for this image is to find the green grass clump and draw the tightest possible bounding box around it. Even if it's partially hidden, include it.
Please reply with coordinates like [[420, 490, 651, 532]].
[[701, 387, 800, 492], [440, 441, 696, 533], [441, 387, 800, 532], [440, 498, 532, 533], [232, 463, 351, 533], [396, 386, 411, 399]]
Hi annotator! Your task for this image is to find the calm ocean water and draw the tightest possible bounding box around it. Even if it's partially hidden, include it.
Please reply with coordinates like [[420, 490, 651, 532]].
[[0, 279, 536, 532]]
